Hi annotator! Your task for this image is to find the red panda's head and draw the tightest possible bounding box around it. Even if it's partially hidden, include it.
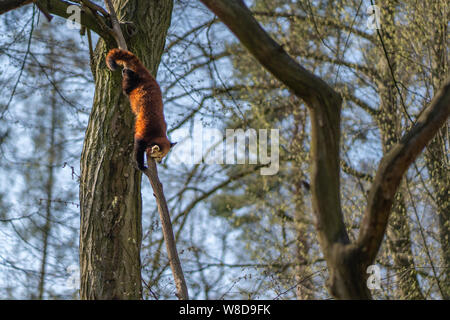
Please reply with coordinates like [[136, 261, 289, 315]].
[[148, 138, 177, 163]]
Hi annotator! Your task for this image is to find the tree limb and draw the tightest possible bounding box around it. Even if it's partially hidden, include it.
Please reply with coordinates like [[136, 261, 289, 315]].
[[0, 0, 33, 15], [103, 0, 126, 50], [143, 158, 189, 300], [358, 76, 450, 267], [1, 0, 115, 43]]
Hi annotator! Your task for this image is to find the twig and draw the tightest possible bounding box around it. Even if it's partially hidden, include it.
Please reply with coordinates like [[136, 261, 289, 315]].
[[0, 5, 35, 120]]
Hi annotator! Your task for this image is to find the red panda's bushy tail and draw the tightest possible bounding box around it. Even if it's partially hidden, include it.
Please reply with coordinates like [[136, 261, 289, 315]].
[[106, 48, 143, 72]]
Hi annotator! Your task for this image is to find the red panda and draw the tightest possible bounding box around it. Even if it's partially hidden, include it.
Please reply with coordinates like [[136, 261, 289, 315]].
[[106, 48, 176, 170]]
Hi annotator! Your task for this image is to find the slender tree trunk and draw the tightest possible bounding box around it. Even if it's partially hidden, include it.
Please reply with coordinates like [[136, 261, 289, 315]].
[[425, 134, 450, 300], [293, 188, 314, 300], [37, 83, 57, 300], [385, 193, 424, 299], [425, 1, 449, 298], [79, 0, 173, 299], [292, 112, 314, 300]]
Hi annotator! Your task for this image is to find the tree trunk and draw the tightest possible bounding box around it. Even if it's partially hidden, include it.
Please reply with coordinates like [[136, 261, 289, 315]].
[[385, 193, 424, 299], [425, 134, 450, 300], [293, 189, 314, 300], [38, 74, 58, 300], [79, 0, 173, 299], [426, 1, 449, 298], [292, 113, 314, 300]]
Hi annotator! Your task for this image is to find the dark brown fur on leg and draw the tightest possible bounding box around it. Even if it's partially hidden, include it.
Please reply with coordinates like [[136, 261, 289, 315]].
[[122, 69, 140, 95], [133, 138, 147, 171]]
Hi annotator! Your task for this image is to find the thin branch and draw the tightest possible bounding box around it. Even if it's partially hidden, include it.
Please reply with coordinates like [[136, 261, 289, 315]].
[[103, 0, 127, 50], [297, 50, 382, 83], [0, 5, 35, 120], [142, 159, 189, 300], [165, 18, 218, 53], [0, 0, 33, 14], [34, 1, 53, 21], [405, 177, 446, 299], [341, 90, 379, 117], [341, 160, 373, 182], [36, 0, 112, 41]]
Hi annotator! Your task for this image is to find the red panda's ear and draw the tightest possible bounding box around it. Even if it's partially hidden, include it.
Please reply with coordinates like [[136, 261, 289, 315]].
[[170, 142, 177, 148]]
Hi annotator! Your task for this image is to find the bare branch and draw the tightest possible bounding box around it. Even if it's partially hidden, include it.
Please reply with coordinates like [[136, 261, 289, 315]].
[[358, 76, 450, 266], [0, 0, 33, 15], [341, 160, 373, 182], [75, 0, 109, 17], [103, 0, 127, 50], [143, 158, 189, 300], [0, 0, 116, 43]]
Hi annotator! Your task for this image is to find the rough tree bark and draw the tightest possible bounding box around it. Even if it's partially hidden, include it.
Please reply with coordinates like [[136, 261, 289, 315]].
[[79, 0, 173, 299]]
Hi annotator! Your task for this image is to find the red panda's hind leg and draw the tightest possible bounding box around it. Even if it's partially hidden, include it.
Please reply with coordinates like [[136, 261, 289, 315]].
[[122, 68, 140, 95], [133, 138, 148, 171]]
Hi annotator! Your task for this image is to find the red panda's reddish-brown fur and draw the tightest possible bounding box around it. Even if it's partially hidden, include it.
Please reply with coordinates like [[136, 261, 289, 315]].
[[106, 48, 175, 170]]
